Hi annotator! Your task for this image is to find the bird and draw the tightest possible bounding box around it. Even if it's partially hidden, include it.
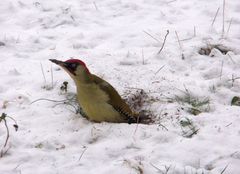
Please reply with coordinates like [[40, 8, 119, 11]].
[[49, 58, 138, 123]]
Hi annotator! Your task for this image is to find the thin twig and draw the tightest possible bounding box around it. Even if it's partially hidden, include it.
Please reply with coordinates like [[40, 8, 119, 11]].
[[133, 115, 140, 136], [229, 76, 240, 81], [142, 48, 145, 65], [1, 146, 11, 158], [31, 98, 70, 104], [155, 65, 165, 75], [179, 37, 193, 42], [6, 115, 18, 126], [150, 163, 164, 173], [180, 26, 196, 41], [225, 122, 232, 127], [220, 164, 229, 174], [0, 113, 18, 157], [165, 165, 171, 174], [222, 0, 226, 37], [78, 147, 87, 161], [13, 163, 23, 170], [143, 30, 160, 43], [93, 2, 99, 11], [187, 128, 199, 138], [229, 74, 240, 87], [227, 54, 236, 64], [175, 31, 182, 50], [40, 63, 46, 84], [157, 30, 169, 54], [220, 60, 224, 80], [166, 0, 177, 4], [175, 31, 185, 60], [150, 163, 171, 174], [51, 65, 54, 89], [225, 18, 233, 38], [211, 7, 220, 27], [3, 119, 9, 147], [231, 74, 234, 87], [53, 102, 79, 114], [70, 15, 75, 21], [159, 123, 168, 131]]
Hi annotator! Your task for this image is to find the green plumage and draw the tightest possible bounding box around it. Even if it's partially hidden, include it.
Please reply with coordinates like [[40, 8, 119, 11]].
[[74, 73, 136, 123], [50, 58, 137, 123], [91, 74, 136, 123]]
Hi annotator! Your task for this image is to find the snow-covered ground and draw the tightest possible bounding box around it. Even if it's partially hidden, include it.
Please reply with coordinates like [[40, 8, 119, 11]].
[[1, 0, 240, 173]]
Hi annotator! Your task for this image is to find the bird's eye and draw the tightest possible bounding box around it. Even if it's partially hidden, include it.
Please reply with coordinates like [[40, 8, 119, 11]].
[[69, 63, 77, 69]]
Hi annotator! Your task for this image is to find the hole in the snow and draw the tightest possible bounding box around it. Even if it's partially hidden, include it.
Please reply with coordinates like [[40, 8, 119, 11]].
[[198, 44, 232, 56]]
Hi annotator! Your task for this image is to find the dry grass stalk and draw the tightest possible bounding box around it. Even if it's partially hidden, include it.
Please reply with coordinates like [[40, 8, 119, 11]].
[[155, 65, 165, 75], [143, 30, 160, 43], [180, 26, 196, 41], [166, 0, 177, 4], [220, 60, 224, 80], [51, 65, 54, 89], [175, 31, 185, 60], [93, 2, 99, 11], [40, 63, 46, 84], [31, 94, 81, 114], [150, 162, 171, 174], [157, 30, 169, 55], [227, 54, 236, 64], [78, 147, 88, 161], [211, 7, 220, 27], [0, 113, 18, 158], [194, 26, 196, 37], [225, 18, 233, 38], [142, 48, 145, 65], [222, 0, 226, 37], [220, 164, 229, 174]]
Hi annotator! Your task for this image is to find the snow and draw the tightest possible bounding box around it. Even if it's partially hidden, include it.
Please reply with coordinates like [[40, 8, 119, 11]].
[[0, 0, 240, 173]]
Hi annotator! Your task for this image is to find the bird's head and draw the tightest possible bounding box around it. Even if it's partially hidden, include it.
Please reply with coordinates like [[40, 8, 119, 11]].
[[50, 59, 91, 82]]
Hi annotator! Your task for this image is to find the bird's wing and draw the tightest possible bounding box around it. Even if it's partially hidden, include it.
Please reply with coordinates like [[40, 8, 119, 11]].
[[91, 74, 136, 123]]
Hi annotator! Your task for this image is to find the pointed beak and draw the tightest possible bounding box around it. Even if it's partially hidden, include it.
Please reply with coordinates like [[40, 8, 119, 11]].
[[49, 59, 76, 76], [49, 59, 66, 67]]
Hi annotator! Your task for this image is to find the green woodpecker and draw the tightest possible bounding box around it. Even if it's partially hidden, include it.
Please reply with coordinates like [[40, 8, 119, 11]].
[[50, 59, 137, 123]]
